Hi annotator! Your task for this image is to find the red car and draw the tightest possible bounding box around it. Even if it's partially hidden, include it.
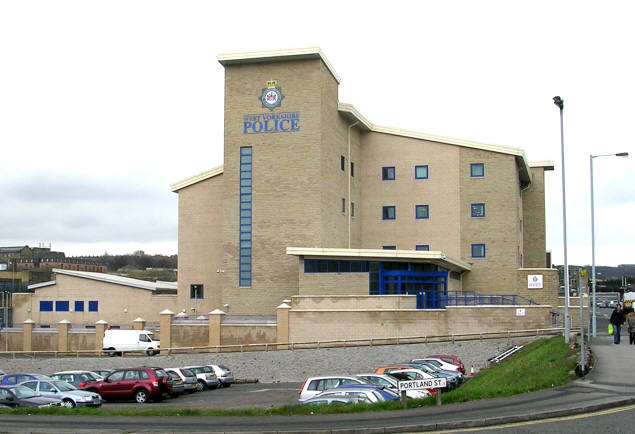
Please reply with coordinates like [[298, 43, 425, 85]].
[[84, 367, 172, 404], [427, 355, 465, 374]]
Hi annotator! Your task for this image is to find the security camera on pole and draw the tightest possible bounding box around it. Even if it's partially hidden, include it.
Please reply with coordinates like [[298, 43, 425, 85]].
[[553, 96, 570, 344]]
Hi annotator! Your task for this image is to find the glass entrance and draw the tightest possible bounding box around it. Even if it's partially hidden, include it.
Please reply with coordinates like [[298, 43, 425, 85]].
[[371, 262, 448, 309]]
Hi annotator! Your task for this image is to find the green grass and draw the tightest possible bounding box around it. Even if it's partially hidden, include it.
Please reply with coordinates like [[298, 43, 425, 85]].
[[0, 335, 578, 417]]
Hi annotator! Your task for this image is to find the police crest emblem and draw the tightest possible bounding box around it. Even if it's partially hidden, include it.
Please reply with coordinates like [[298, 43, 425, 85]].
[[260, 80, 284, 110]]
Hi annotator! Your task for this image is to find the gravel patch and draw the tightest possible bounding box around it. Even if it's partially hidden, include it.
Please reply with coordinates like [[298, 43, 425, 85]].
[[0, 336, 542, 383]]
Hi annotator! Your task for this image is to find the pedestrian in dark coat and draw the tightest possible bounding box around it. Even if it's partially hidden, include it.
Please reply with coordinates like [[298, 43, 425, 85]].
[[610, 303, 626, 344], [626, 311, 635, 345]]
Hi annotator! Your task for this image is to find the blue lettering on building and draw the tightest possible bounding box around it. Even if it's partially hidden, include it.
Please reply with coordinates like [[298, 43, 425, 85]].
[[243, 112, 300, 134]]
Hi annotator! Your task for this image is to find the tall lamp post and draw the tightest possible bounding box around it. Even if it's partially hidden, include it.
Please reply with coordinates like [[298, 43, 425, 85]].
[[590, 151, 629, 337], [553, 96, 570, 343]]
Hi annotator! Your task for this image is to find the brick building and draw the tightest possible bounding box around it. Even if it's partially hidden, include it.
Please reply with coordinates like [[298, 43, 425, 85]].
[[170, 47, 556, 316]]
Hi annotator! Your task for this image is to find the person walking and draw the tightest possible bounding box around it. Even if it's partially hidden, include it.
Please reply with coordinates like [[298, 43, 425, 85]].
[[627, 311, 635, 345], [609, 303, 626, 344]]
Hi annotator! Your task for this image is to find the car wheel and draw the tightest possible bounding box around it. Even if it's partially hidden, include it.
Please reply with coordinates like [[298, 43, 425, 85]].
[[145, 349, 154, 356], [134, 389, 149, 404], [106, 348, 117, 357], [62, 399, 75, 408], [196, 380, 206, 392]]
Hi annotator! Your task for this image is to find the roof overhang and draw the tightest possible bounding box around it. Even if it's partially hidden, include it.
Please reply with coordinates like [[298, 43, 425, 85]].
[[529, 160, 555, 171], [218, 47, 341, 84], [286, 247, 471, 273], [52, 268, 172, 292], [171, 165, 223, 192]]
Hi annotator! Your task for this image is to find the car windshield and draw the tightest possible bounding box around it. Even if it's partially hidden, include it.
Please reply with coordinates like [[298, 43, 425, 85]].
[[218, 365, 230, 372], [181, 369, 195, 377], [167, 371, 179, 379], [52, 381, 76, 392], [201, 366, 213, 374], [10, 385, 38, 399]]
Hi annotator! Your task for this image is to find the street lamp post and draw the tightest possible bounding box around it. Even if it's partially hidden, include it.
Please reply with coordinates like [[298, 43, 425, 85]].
[[553, 96, 570, 344], [590, 151, 629, 337]]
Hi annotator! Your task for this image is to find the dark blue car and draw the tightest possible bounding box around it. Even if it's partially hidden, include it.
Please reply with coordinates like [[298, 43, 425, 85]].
[[0, 373, 51, 386]]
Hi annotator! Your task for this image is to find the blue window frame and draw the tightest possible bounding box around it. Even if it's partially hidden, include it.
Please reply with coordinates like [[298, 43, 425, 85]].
[[382, 166, 395, 180], [239, 147, 253, 287], [341, 155, 345, 171], [470, 163, 484, 177], [39, 301, 53, 312], [471, 203, 485, 217], [415, 205, 429, 219], [415, 165, 429, 179], [415, 245, 430, 251], [382, 245, 396, 250], [471, 244, 486, 258], [55, 301, 69, 312], [74, 301, 84, 312], [304, 259, 369, 273], [88, 300, 99, 312], [382, 206, 396, 220]]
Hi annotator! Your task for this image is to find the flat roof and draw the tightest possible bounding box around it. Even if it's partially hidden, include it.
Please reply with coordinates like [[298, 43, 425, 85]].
[[286, 247, 472, 273], [51, 269, 177, 292], [218, 47, 341, 84]]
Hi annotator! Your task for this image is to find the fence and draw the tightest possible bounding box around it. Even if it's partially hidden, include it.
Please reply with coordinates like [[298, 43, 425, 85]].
[[0, 327, 566, 359], [443, 292, 541, 306]]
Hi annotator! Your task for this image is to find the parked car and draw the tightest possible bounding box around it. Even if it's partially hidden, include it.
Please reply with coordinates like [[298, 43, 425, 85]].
[[1, 373, 51, 386], [356, 373, 430, 399], [0, 369, 5, 376], [298, 376, 370, 401], [384, 370, 437, 395], [165, 371, 185, 397], [165, 368, 198, 394], [206, 364, 234, 387], [50, 371, 102, 389], [0, 385, 62, 408], [413, 357, 461, 373], [336, 384, 399, 401], [19, 380, 102, 408], [102, 329, 160, 356], [375, 365, 435, 379], [426, 355, 465, 374], [402, 362, 461, 387], [181, 365, 219, 391], [83, 367, 173, 404], [307, 386, 386, 403], [300, 395, 369, 405]]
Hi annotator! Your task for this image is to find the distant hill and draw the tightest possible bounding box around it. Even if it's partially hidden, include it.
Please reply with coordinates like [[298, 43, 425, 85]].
[[76, 252, 177, 273]]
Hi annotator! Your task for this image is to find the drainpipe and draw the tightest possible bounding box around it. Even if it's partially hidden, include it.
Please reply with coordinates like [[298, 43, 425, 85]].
[[347, 121, 359, 248]]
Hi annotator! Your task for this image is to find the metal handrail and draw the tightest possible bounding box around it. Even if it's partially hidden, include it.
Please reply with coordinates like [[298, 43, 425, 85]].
[[0, 327, 567, 358]]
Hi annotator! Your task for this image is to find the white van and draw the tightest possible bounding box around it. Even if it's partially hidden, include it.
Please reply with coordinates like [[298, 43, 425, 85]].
[[102, 330, 160, 356]]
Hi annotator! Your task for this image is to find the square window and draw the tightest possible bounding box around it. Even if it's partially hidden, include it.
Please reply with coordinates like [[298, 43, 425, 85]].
[[470, 163, 485, 177], [39, 301, 53, 312], [382, 206, 396, 220], [471, 203, 485, 217], [415, 165, 429, 179], [55, 301, 69, 312], [341, 155, 345, 171], [351, 162, 354, 177], [190, 284, 204, 299], [415, 245, 430, 251], [74, 301, 84, 312], [382, 166, 395, 180], [88, 301, 99, 312], [415, 204, 429, 219], [382, 245, 396, 250], [472, 244, 486, 258]]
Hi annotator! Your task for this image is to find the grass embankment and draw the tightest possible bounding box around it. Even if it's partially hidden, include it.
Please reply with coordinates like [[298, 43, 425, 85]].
[[0, 335, 579, 417]]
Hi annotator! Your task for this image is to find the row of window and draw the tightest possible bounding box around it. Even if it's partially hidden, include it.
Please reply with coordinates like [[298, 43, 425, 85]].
[[384, 244, 486, 258], [39, 300, 99, 312], [382, 204, 486, 220], [382, 245, 430, 250], [239, 147, 253, 287], [382, 163, 484, 180]]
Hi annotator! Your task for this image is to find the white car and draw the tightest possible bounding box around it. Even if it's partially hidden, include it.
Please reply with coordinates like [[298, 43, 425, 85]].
[[413, 357, 461, 372], [206, 365, 234, 387], [298, 376, 369, 401], [356, 373, 430, 399]]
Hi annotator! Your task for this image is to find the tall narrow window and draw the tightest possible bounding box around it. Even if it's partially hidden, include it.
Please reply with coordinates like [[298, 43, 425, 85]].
[[239, 147, 253, 287], [341, 155, 345, 171], [350, 162, 354, 177], [341, 198, 346, 213], [351, 202, 355, 217]]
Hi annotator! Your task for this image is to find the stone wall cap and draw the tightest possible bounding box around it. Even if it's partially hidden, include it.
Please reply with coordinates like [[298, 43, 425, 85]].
[[95, 320, 108, 325], [209, 309, 226, 315], [160, 309, 175, 315], [277, 303, 292, 309], [58, 319, 71, 324], [23, 319, 35, 324], [133, 317, 146, 322]]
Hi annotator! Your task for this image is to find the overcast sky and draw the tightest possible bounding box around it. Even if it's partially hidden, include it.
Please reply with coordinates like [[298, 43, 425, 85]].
[[1, 1, 633, 266]]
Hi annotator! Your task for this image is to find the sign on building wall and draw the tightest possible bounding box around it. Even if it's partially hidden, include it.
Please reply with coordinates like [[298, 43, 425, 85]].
[[527, 274, 543, 289], [516, 308, 526, 316], [243, 80, 300, 134]]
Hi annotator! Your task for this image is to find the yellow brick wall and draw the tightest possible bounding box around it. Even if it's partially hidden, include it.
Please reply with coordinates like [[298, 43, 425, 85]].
[[523, 168, 548, 268]]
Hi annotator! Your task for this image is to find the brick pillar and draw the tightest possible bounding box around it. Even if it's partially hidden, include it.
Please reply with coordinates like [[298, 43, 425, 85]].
[[159, 309, 174, 355], [58, 319, 70, 353], [276, 302, 291, 350], [95, 320, 108, 351], [133, 317, 146, 330], [23, 319, 35, 352], [208, 309, 225, 352]]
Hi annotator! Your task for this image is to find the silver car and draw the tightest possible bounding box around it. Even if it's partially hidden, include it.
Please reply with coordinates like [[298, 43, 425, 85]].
[[166, 368, 198, 393], [356, 373, 430, 399], [20, 379, 102, 408], [181, 365, 220, 391]]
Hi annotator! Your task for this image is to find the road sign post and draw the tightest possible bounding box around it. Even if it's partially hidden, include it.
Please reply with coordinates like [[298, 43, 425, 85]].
[[398, 378, 447, 408]]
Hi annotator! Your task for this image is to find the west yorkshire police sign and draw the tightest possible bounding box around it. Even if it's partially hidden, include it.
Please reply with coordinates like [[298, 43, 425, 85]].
[[243, 112, 300, 134]]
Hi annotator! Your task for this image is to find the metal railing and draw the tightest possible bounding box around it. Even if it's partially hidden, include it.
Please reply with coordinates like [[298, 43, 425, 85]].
[[0, 327, 566, 359], [443, 293, 541, 306]]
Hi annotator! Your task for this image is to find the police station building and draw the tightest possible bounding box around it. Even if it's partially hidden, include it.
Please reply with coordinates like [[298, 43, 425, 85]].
[[171, 47, 556, 317]]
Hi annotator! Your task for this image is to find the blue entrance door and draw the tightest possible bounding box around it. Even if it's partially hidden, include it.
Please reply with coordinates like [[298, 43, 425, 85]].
[[378, 264, 448, 309]]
